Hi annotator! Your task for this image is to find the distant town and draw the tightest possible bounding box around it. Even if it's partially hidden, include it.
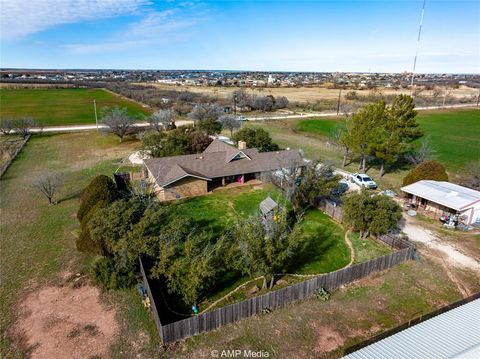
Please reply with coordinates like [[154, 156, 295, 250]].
[[1, 69, 479, 89]]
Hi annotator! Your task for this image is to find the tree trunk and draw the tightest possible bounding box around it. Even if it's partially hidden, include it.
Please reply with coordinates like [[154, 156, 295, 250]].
[[262, 276, 267, 289], [269, 275, 275, 289], [380, 161, 385, 177], [361, 155, 366, 172], [342, 154, 347, 168]]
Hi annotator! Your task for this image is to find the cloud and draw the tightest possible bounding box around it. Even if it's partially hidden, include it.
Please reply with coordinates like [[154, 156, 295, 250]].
[[0, 0, 150, 40], [64, 2, 208, 54]]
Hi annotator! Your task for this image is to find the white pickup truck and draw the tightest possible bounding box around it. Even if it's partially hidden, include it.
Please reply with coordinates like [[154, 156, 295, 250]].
[[350, 173, 378, 189]]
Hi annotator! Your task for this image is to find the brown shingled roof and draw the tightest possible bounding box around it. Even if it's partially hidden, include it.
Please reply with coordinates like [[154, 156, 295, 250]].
[[144, 140, 304, 188]]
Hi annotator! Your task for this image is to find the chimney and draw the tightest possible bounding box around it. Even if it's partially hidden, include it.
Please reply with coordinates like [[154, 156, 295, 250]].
[[238, 140, 247, 150]]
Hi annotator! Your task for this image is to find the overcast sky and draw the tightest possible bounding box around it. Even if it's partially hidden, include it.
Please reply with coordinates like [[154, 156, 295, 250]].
[[1, 0, 478, 73]]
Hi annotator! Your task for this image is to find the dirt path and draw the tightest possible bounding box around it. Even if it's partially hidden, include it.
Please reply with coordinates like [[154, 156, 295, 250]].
[[401, 215, 480, 272]]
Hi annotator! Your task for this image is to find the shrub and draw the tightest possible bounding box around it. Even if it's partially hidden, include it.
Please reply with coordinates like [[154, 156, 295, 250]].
[[92, 257, 137, 290], [343, 191, 402, 239], [314, 288, 330, 301], [76, 175, 118, 254], [77, 175, 118, 222], [232, 127, 279, 152], [402, 160, 449, 186]]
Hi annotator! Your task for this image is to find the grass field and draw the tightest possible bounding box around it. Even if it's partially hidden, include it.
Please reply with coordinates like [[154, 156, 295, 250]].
[[294, 109, 480, 170], [0, 132, 160, 358], [0, 88, 150, 126]]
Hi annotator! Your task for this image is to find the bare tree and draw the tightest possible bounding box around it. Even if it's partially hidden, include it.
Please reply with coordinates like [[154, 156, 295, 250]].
[[219, 115, 241, 137], [149, 109, 176, 132], [405, 136, 436, 165], [14, 118, 36, 139], [33, 173, 63, 205], [101, 106, 134, 142], [274, 96, 289, 109], [462, 161, 480, 190], [331, 121, 353, 168], [188, 104, 224, 125], [231, 89, 253, 110], [0, 118, 15, 135]]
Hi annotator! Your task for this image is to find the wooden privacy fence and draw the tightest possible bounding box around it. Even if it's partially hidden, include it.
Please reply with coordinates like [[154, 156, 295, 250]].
[[140, 244, 415, 344]]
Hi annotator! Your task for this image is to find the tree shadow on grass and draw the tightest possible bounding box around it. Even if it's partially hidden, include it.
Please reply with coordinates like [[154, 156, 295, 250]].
[[287, 225, 342, 274], [57, 189, 83, 204]]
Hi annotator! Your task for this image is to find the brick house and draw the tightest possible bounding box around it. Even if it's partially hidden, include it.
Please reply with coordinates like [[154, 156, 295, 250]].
[[143, 139, 304, 201]]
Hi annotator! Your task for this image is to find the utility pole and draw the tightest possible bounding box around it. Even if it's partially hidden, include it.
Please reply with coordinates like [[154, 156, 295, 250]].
[[477, 91, 480, 107], [93, 99, 98, 131], [336, 89, 342, 116]]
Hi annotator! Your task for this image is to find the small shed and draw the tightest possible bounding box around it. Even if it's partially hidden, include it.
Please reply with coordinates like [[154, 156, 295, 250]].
[[260, 196, 278, 218], [401, 180, 480, 226]]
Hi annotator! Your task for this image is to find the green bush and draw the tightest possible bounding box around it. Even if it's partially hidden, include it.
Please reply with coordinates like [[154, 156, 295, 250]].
[[92, 257, 137, 290], [77, 175, 118, 222], [403, 160, 449, 186]]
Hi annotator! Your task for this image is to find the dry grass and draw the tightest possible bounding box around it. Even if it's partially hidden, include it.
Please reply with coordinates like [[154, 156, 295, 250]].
[[170, 253, 476, 358], [137, 83, 479, 103]]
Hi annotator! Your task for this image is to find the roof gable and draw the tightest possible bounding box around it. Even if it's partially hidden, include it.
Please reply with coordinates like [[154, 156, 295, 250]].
[[203, 139, 236, 154]]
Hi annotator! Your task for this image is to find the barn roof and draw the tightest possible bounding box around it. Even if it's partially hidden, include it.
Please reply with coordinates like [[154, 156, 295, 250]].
[[401, 180, 480, 211], [344, 298, 480, 359]]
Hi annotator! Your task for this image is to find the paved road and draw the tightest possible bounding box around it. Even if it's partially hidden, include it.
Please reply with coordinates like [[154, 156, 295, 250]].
[[246, 102, 479, 121], [9, 102, 479, 133], [27, 120, 194, 133]]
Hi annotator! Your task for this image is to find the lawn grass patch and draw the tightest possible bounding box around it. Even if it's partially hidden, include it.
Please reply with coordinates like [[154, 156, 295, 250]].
[[0, 88, 150, 126], [295, 118, 340, 137], [349, 232, 393, 264], [0, 132, 160, 358]]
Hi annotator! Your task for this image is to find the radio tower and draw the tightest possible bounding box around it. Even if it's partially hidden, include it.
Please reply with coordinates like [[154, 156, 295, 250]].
[[410, 0, 426, 87]]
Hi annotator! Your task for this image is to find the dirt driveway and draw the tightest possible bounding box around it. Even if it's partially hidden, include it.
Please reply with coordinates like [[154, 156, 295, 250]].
[[401, 215, 480, 272]]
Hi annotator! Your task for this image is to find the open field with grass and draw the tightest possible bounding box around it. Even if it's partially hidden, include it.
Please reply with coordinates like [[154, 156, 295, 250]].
[[0, 132, 161, 358], [294, 109, 480, 171], [249, 108, 480, 189], [0, 88, 150, 126], [139, 83, 478, 103]]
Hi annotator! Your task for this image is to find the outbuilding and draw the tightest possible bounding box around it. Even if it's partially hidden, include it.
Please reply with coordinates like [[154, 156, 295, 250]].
[[401, 180, 480, 226]]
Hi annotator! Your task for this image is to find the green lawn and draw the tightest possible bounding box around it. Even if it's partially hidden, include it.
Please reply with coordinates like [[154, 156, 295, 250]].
[[415, 110, 480, 170], [0, 88, 150, 126], [295, 118, 340, 137], [349, 232, 393, 264], [173, 187, 351, 309], [293, 109, 480, 171]]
